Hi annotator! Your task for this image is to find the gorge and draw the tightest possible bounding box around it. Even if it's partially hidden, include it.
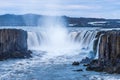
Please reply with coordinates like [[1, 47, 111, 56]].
[[0, 27, 120, 79], [0, 0, 120, 79]]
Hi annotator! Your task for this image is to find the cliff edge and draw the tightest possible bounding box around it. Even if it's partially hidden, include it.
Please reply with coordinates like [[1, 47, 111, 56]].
[[87, 30, 120, 73], [0, 29, 31, 60]]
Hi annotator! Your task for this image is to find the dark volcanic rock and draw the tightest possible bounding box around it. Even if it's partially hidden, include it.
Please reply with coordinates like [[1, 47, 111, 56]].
[[73, 69, 83, 72], [87, 30, 120, 74], [86, 60, 104, 72], [80, 57, 92, 64], [0, 29, 31, 60], [72, 61, 80, 66]]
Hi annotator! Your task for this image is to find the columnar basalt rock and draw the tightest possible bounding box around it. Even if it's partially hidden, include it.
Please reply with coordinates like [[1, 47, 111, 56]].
[[0, 29, 31, 60], [87, 30, 120, 73]]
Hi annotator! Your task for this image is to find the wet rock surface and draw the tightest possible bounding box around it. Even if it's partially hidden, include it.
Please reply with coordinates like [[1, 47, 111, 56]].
[[80, 57, 92, 64], [87, 30, 120, 74], [72, 61, 80, 66], [73, 69, 83, 72], [0, 29, 31, 60]]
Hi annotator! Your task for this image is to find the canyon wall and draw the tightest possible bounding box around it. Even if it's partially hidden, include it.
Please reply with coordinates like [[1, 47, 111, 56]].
[[87, 30, 120, 73], [0, 29, 31, 60]]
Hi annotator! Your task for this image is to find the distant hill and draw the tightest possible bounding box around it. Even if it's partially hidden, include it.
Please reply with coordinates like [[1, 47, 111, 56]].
[[0, 14, 120, 28]]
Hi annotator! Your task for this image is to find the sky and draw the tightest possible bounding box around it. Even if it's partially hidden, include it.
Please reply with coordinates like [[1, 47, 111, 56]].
[[0, 0, 120, 18]]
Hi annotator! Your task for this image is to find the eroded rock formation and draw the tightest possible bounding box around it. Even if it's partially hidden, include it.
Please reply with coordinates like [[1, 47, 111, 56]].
[[87, 30, 120, 73], [0, 29, 31, 60]]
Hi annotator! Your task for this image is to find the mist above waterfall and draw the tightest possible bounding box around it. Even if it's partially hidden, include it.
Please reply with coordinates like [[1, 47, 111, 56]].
[[27, 26, 98, 60], [26, 0, 97, 60], [27, 0, 81, 58], [32, 16, 81, 58], [26, 9, 98, 60]]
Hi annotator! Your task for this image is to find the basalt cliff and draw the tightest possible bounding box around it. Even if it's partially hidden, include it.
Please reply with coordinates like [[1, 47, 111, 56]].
[[87, 30, 120, 74], [0, 29, 31, 60]]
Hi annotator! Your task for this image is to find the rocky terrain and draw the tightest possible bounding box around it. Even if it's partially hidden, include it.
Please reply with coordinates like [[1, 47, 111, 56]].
[[0, 28, 120, 74], [0, 29, 31, 60], [87, 30, 120, 74]]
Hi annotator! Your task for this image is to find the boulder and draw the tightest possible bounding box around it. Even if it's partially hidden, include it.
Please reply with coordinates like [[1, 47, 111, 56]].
[[73, 69, 83, 72], [72, 61, 80, 66], [80, 57, 92, 64]]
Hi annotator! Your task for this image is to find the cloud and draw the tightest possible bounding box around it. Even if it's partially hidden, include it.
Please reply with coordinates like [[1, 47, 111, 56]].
[[43, 4, 98, 10], [64, 5, 94, 10], [0, 0, 120, 18]]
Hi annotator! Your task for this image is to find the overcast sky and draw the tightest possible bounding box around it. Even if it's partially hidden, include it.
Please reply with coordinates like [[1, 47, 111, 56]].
[[0, 0, 120, 18]]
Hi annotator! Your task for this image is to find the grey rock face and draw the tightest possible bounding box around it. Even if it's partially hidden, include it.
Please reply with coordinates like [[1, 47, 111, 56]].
[[87, 30, 120, 73], [0, 29, 31, 60]]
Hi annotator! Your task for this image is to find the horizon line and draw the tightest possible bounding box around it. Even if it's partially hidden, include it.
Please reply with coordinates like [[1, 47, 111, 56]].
[[0, 13, 120, 20]]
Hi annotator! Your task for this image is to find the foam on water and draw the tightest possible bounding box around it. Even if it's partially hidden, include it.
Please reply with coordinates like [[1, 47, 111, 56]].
[[0, 0, 120, 79], [0, 27, 120, 80], [27, 27, 98, 62]]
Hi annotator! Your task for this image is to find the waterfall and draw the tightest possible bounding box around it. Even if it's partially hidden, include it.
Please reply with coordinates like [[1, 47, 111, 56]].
[[95, 34, 104, 59], [27, 29, 98, 59], [26, 0, 99, 60], [27, 31, 41, 50], [69, 30, 98, 58]]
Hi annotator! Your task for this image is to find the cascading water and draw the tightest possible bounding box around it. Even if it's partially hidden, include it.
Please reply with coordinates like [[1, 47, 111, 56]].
[[26, 0, 98, 61], [69, 30, 98, 58], [27, 27, 98, 62], [70, 30, 97, 50], [1, 27, 120, 80], [27, 26, 82, 62], [1, 0, 120, 79], [95, 34, 104, 59]]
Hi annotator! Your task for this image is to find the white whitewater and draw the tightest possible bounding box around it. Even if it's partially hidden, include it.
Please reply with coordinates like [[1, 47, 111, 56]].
[[27, 27, 98, 61], [27, 27, 81, 61], [70, 30, 98, 58], [95, 34, 104, 59], [0, 0, 120, 79], [1, 27, 120, 80]]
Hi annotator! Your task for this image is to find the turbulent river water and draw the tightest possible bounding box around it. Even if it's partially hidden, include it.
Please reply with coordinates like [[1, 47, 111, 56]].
[[0, 27, 120, 80]]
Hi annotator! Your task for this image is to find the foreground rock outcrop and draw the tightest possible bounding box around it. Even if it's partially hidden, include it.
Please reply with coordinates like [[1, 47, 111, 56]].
[[87, 30, 120, 73], [0, 29, 31, 60]]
